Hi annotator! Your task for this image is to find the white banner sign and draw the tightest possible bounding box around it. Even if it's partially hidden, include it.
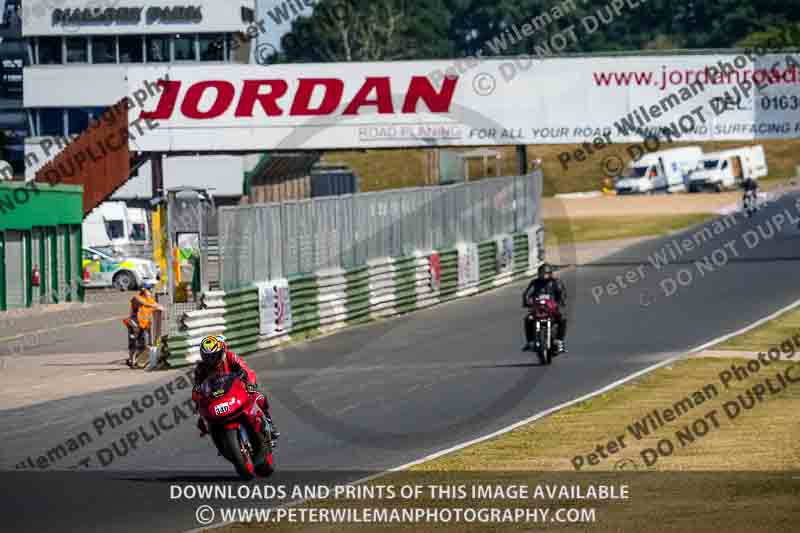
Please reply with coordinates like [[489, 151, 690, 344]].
[[24, 0, 248, 37], [429, 251, 441, 291], [256, 279, 292, 337], [128, 52, 800, 151], [527, 225, 543, 268], [457, 242, 480, 288], [495, 234, 515, 274]]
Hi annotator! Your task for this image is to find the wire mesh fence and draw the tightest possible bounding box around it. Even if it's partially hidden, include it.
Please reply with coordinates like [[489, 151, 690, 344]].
[[219, 173, 543, 291]]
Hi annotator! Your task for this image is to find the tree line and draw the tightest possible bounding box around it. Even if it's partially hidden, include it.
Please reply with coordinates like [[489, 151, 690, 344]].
[[269, 0, 800, 63]]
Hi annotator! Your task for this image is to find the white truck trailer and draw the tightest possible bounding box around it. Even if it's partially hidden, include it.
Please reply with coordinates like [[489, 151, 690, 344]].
[[688, 145, 767, 192], [82, 202, 151, 254], [615, 146, 703, 194]]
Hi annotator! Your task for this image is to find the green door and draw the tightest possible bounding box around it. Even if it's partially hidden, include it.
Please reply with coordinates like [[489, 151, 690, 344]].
[[31, 229, 42, 305], [0, 232, 5, 311], [5, 230, 25, 309], [38, 229, 47, 305], [56, 226, 67, 302], [69, 225, 82, 302], [24, 230, 32, 307], [49, 227, 58, 303]]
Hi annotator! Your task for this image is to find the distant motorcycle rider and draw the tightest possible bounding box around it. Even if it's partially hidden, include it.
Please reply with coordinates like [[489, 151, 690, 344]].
[[192, 335, 280, 441], [741, 176, 759, 216], [742, 175, 759, 192], [522, 263, 568, 353]]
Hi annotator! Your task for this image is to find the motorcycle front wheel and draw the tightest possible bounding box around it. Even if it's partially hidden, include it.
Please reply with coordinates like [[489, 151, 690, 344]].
[[223, 427, 255, 480], [536, 327, 552, 366], [253, 422, 275, 478]]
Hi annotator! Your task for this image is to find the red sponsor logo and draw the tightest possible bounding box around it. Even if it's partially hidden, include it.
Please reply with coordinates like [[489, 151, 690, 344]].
[[141, 75, 459, 121]]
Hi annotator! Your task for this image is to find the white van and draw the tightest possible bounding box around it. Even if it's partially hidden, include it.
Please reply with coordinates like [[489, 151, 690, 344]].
[[615, 147, 703, 194], [688, 145, 767, 192], [127, 207, 151, 244]]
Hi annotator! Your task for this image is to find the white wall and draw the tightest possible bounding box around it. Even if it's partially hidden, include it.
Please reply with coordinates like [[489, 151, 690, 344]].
[[24, 137, 245, 199], [24, 136, 60, 181], [24, 65, 128, 107], [24, 0, 255, 37], [111, 154, 245, 199]]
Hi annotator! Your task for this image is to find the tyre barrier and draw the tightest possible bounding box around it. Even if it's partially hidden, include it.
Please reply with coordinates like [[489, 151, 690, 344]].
[[162, 226, 543, 366]]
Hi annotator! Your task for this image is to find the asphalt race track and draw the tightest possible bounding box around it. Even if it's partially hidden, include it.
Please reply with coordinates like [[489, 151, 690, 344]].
[[3, 192, 800, 532]]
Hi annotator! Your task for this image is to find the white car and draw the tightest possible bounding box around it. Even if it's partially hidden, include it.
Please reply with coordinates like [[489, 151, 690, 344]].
[[82, 246, 160, 291]]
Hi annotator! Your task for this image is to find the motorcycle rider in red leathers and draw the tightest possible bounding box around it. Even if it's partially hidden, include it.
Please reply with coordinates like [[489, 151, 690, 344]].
[[191, 335, 280, 441]]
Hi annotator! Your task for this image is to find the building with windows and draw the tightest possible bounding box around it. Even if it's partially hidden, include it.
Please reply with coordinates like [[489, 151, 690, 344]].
[[20, 0, 256, 203], [1, 0, 25, 176]]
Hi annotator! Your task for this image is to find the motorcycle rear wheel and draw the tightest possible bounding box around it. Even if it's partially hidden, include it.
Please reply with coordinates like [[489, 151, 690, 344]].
[[223, 428, 255, 480]]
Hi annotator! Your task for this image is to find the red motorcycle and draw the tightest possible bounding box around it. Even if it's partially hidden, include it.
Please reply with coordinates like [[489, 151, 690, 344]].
[[194, 371, 275, 480], [526, 294, 559, 366]]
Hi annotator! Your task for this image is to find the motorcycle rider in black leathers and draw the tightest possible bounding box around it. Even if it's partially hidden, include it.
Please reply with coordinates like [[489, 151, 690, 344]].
[[742, 177, 758, 217], [742, 176, 758, 193], [741, 176, 758, 216], [522, 263, 568, 353]]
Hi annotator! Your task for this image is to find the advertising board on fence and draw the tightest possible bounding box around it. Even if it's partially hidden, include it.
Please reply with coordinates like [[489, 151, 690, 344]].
[[429, 251, 441, 291], [456, 243, 479, 288], [527, 225, 542, 268], [128, 52, 800, 152], [256, 279, 293, 337], [495, 234, 514, 274]]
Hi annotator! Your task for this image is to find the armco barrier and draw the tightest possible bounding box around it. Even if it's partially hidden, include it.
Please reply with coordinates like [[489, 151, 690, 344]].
[[478, 241, 497, 292], [289, 274, 320, 335], [163, 226, 542, 366], [368, 257, 397, 320], [439, 248, 458, 299]]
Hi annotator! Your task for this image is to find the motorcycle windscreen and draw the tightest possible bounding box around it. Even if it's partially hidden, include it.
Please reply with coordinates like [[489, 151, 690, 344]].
[[199, 373, 239, 400]]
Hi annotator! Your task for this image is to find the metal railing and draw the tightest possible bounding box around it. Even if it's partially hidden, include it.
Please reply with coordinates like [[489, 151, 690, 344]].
[[219, 173, 543, 290]]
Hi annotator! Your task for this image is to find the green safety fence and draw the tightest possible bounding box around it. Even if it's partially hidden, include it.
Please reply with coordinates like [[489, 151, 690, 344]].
[[163, 227, 542, 367]]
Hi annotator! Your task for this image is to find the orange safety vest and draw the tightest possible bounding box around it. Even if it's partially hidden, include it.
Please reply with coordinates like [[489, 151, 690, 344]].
[[128, 294, 157, 330]]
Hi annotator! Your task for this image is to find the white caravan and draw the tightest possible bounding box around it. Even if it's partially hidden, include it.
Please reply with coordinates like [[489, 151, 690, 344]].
[[127, 207, 151, 243], [82, 202, 151, 252], [688, 145, 767, 192], [615, 147, 703, 194]]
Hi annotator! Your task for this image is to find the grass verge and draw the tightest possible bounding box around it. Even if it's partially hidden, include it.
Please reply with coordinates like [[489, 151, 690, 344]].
[[323, 139, 800, 196], [412, 357, 800, 472], [543, 213, 713, 246], [713, 306, 800, 352], [224, 355, 799, 533], [222, 291, 800, 533]]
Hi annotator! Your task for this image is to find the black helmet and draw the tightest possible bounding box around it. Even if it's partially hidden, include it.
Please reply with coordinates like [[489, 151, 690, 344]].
[[538, 263, 553, 277]]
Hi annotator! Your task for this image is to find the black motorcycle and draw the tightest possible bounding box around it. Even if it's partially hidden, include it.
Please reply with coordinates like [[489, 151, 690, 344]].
[[524, 294, 559, 366], [743, 189, 758, 218]]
